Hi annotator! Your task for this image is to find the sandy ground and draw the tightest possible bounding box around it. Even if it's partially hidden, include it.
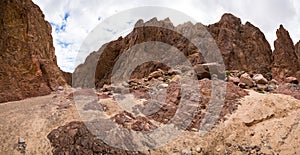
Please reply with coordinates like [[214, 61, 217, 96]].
[[0, 89, 80, 155], [1, 89, 300, 155], [150, 90, 300, 154]]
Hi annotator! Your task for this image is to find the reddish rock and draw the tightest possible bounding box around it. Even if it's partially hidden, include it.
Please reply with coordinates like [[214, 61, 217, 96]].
[[273, 84, 300, 100], [0, 0, 66, 103], [227, 76, 240, 85], [253, 74, 268, 85], [285, 77, 299, 84], [74, 14, 274, 88], [47, 121, 144, 155], [272, 25, 299, 81], [208, 13, 273, 76], [240, 73, 255, 87], [193, 64, 211, 79]]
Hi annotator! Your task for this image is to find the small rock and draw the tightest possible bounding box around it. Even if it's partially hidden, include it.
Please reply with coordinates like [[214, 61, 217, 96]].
[[148, 70, 164, 79], [58, 86, 64, 91], [227, 76, 240, 85], [269, 79, 278, 85], [285, 76, 299, 84], [18, 137, 25, 144], [193, 64, 210, 80], [225, 143, 232, 147], [17, 137, 26, 151], [103, 84, 112, 92], [157, 77, 164, 81], [253, 74, 268, 84], [240, 73, 255, 87], [238, 82, 247, 89], [158, 83, 168, 89], [257, 84, 268, 91], [195, 147, 202, 153], [181, 149, 192, 155]]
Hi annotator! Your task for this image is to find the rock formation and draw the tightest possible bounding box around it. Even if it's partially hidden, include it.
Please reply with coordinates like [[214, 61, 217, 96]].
[[208, 13, 273, 77], [272, 25, 299, 81], [47, 121, 144, 155], [74, 13, 275, 88], [0, 0, 66, 103]]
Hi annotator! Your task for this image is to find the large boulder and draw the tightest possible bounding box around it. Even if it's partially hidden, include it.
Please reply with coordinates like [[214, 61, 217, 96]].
[[0, 0, 66, 103]]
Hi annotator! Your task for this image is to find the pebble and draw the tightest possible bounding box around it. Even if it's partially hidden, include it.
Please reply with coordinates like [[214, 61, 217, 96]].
[[181, 149, 192, 155], [58, 86, 64, 91], [158, 83, 168, 89], [195, 147, 202, 153]]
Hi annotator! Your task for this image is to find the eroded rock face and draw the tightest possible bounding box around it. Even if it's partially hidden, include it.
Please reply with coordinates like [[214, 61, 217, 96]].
[[272, 25, 299, 81], [208, 14, 273, 76], [74, 14, 274, 88], [0, 0, 66, 103]]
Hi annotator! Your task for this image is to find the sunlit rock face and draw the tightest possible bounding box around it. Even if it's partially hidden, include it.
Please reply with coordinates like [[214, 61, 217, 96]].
[[0, 0, 66, 103]]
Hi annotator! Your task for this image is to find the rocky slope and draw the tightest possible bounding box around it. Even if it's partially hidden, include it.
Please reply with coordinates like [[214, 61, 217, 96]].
[[0, 0, 66, 103], [74, 13, 279, 88]]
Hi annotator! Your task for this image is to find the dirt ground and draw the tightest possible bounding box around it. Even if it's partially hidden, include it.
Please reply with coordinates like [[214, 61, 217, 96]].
[[1, 88, 300, 155], [0, 88, 80, 155]]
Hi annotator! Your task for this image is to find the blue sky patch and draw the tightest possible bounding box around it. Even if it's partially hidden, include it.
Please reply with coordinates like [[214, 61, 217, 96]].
[[57, 40, 72, 48], [63, 12, 70, 21]]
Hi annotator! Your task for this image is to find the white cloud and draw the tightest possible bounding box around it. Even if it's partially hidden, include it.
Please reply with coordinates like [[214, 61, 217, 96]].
[[32, 0, 300, 72]]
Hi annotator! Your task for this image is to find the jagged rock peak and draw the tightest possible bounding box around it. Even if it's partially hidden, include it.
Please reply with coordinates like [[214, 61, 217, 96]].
[[134, 19, 144, 27], [219, 13, 242, 26], [276, 24, 292, 39], [272, 24, 298, 80], [134, 17, 175, 29]]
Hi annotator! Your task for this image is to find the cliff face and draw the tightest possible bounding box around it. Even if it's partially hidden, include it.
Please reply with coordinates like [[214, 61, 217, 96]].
[[0, 0, 66, 103], [272, 25, 300, 81], [208, 14, 273, 76], [73, 18, 205, 88], [74, 13, 277, 88]]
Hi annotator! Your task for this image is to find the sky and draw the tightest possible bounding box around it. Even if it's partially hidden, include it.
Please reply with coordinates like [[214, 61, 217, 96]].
[[32, 0, 300, 72]]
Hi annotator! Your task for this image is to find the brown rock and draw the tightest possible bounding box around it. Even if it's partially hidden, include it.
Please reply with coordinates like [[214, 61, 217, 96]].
[[47, 121, 144, 155], [208, 13, 273, 76], [272, 25, 299, 80], [193, 64, 210, 80], [285, 77, 299, 84], [74, 14, 273, 89], [227, 76, 240, 85], [240, 73, 255, 87], [252, 74, 268, 84], [148, 69, 164, 79], [257, 84, 268, 91], [0, 0, 66, 103], [273, 83, 300, 100], [238, 82, 247, 89], [269, 79, 279, 85]]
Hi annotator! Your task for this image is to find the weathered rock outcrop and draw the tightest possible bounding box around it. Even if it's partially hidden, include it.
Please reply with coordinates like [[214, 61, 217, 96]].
[[47, 121, 144, 155], [0, 0, 66, 103], [294, 41, 300, 80], [272, 25, 299, 81], [208, 13, 273, 77], [74, 14, 275, 88]]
